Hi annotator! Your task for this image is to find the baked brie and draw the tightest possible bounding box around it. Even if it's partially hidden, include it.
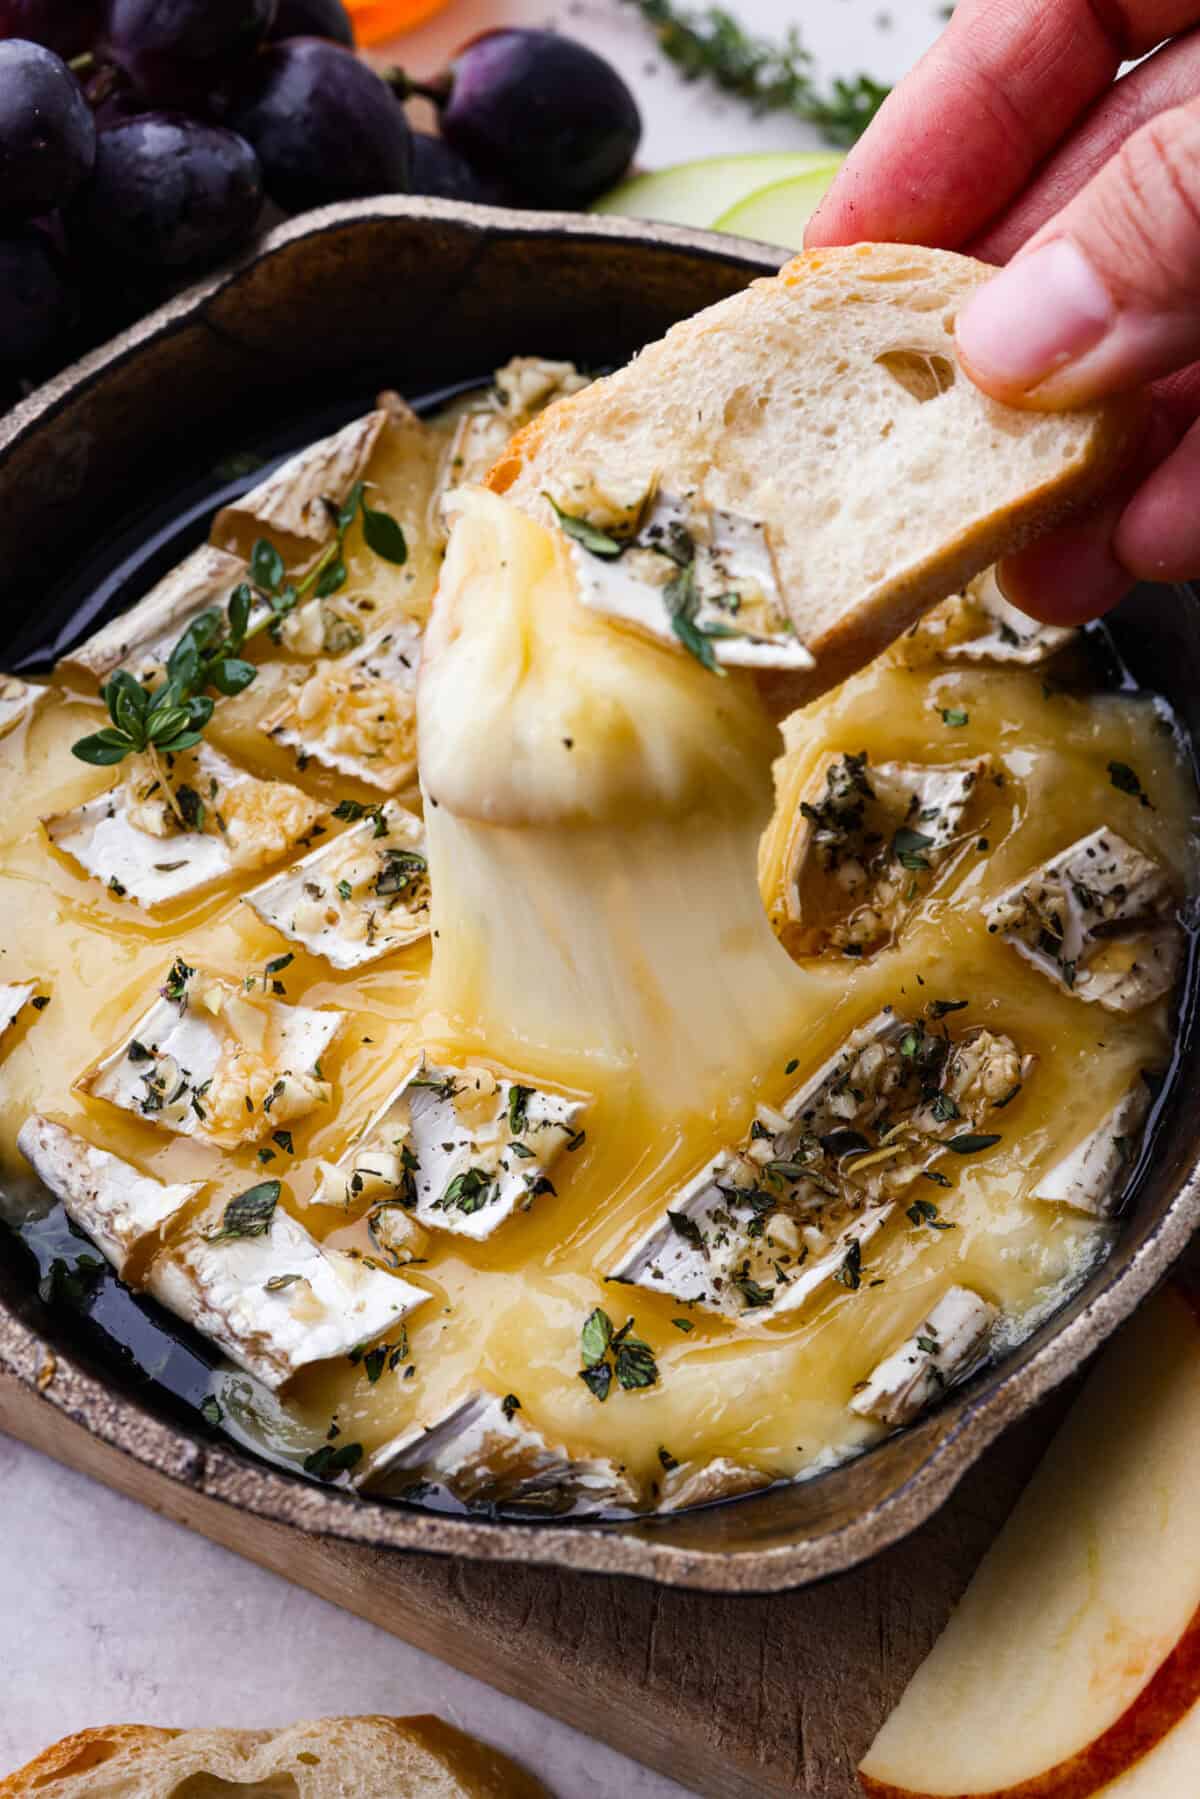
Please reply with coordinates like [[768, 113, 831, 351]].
[[78, 962, 341, 1147], [310, 1057, 584, 1241], [609, 1013, 1030, 1319], [46, 742, 324, 908], [18, 1114, 201, 1280], [782, 752, 990, 955], [550, 486, 816, 672], [148, 1205, 427, 1391], [850, 1285, 997, 1427], [986, 828, 1182, 1012], [358, 1390, 639, 1514], [260, 619, 423, 791], [244, 800, 429, 969]]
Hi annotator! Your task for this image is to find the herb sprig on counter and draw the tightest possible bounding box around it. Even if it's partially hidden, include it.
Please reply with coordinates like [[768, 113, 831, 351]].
[[71, 482, 407, 773], [622, 0, 890, 145]]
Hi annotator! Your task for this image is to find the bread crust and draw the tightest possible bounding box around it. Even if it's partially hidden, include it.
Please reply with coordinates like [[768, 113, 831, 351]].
[[0, 1726, 181, 1796], [486, 242, 1142, 710], [0, 1716, 548, 1798]]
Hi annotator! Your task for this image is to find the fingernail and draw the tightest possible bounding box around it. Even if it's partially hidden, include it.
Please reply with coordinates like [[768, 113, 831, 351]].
[[956, 239, 1114, 391]]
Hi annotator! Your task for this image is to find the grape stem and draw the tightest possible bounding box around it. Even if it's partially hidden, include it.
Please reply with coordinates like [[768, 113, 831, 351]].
[[381, 67, 452, 109], [68, 52, 96, 77]]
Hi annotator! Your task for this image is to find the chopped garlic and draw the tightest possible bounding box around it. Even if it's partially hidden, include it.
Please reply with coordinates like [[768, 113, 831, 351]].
[[609, 1012, 1027, 1320], [783, 751, 989, 956], [261, 620, 422, 791], [46, 742, 323, 908], [244, 800, 429, 971], [80, 961, 341, 1148]]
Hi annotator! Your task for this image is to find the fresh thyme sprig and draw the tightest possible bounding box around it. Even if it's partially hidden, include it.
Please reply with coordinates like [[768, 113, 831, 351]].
[[71, 481, 407, 772], [623, 0, 890, 146]]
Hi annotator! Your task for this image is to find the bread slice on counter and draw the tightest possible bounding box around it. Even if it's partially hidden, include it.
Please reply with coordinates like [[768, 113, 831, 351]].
[[0, 1715, 548, 1798], [487, 242, 1138, 704]]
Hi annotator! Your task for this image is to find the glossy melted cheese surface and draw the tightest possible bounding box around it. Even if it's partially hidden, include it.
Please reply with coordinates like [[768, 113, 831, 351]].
[[0, 385, 1192, 1511]]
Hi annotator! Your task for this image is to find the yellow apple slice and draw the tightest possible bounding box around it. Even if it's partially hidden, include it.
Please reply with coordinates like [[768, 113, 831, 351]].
[[859, 1283, 1200, 1797]]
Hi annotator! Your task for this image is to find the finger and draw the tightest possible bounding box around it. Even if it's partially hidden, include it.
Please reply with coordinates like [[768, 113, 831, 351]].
[[997, 406, 1181, 622], [974, 27, 1200, 263], [1116, 414, 1200, 579], [997, 501, 1136, 623], [805, 0, 1200, 252], [955, 97, 1200, 408]]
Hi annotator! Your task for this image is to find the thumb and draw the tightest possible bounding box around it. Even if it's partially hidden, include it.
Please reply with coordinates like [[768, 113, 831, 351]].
[[955, 97, 1200, 408]]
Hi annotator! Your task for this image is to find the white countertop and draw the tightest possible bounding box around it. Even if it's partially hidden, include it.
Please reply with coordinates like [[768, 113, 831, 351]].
[[0, 3, 941, 1790]]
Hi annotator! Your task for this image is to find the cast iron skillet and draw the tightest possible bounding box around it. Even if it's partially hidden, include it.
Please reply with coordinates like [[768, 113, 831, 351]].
[[0, 199, 1196, 1594]]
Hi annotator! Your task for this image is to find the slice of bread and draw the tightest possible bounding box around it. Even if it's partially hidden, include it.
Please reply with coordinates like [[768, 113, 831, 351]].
[[487, 242, 1139, 705], [0, 1715, 549, 1798]]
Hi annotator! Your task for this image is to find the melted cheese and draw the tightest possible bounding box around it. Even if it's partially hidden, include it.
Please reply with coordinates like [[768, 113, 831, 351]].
[[1, 385, 1194, 1512]]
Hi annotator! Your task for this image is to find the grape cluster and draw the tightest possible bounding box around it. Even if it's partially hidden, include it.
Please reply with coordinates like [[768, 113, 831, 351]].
[[0, 1, 641, 389]]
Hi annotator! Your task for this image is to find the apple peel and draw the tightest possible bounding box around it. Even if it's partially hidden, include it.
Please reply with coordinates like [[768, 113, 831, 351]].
[[859, 1283, 1200, 1798]]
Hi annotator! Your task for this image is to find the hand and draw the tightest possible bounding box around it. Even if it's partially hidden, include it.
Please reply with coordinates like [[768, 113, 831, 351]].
[[806, 0, 1200, 623]]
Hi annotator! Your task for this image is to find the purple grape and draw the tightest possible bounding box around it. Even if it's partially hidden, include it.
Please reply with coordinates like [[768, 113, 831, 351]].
[[228, 39, 410, 213], [0, 1, 101, 57], [105, 0, 277, 105], [75, 112, 262, 267], [81, 60, 148, 129], [0, 40, 96, 220], [0, 225, 78, 368], [269, 0, 352, 46], [433, 30, 640, 209], [409, 130, 508, 206]]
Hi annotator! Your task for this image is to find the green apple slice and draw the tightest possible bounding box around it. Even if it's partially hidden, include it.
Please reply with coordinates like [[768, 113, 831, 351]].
[[714, 166, 841, 249], [592, 151, 841, 228]]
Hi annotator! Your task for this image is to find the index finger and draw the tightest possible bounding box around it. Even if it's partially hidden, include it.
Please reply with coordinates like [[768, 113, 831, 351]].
[[805, 0, 1200, 252]]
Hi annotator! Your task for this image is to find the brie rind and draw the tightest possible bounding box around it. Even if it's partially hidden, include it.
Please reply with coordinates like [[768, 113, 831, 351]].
[[243, 801, 429, 970], [610, 1013, 908, 1316], [561, 491, 815, 672], [612, 1183, 893, 1319], [61, 546, 251, 683], [0, 675, 47, 737], [211, 410, 387, 560], [985, 828, 1182, 1012], [850, 1285, 997, 1428], [357, 1390, 639, 1514], [658, 1457, 777, 1513], [944, 570, 1077, 666], [609, 1011, 1025, 1319], [785, 753, 989, 942], [1033, 1084, 1151, 1216], [81, 965, 341, 1147], [148, 1207, 426, 1391], [17, 1113, 200, 1279], [310, 1058, 584, 1241], [45, 743, 322, 909], [260, 618, 423, 791], [0, 981, 38, 1045]]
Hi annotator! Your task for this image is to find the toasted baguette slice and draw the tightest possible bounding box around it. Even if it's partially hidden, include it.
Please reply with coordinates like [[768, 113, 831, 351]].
[[487, 243, 1138, 704], [0, 1715, 548, 1798]]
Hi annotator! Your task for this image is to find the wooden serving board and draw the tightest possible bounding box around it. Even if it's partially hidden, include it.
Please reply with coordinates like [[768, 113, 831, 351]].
[[0, 1366, 1073, 1798]]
